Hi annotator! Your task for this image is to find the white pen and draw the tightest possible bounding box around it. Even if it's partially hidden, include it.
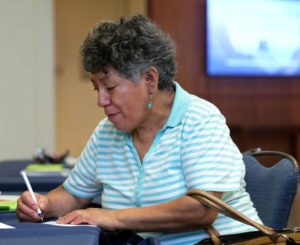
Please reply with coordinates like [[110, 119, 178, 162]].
[[20, 170, 44, 221]]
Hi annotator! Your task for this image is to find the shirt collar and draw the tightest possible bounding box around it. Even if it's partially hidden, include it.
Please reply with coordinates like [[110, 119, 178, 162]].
[[163, 81, 191, 129]]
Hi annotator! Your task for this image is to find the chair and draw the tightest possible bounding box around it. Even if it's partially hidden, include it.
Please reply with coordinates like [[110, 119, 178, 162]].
[[242, 149, 299, 229]]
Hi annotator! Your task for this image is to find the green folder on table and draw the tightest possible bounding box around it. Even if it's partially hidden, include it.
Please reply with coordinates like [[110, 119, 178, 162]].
[[21, 163, 70, 177], [0, 200, 17, 211], [26, 163, 64, 171]]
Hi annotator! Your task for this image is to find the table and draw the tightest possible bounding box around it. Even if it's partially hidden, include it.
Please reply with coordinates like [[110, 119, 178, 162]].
[[0, 160, 67, 193], [0, 211, 101, 245], [0, 161, 160, 244], [0, 212, 160, 245], [0, 161, 101, 245]]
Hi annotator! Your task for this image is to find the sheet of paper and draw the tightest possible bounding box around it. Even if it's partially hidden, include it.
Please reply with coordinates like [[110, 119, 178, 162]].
[[0, 195, 20, 201], [43, 220, 96, 227], [0, 222, 15, 229]]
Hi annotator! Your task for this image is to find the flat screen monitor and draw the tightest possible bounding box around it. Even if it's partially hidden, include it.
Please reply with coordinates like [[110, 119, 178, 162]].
[[206, 0, 300, 76]]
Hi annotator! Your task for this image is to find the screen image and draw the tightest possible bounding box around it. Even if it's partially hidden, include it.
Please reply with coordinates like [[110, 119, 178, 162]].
[[207, 0, 300, 76]]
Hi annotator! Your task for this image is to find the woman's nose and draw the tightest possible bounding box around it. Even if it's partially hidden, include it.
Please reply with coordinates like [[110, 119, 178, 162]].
[[97, 89, 110, 107]]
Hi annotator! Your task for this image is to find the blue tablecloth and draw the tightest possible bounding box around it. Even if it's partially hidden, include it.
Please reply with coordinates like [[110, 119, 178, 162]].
[[0, 212, 101, 245], [0, 160, 67, 192], [0, 212, 161, 245]]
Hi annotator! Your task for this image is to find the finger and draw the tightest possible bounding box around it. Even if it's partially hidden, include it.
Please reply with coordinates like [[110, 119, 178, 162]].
[[70, 213, 96, 226], [16, 205, 41, 222], [69, 210, 97, 226], [35, 195, 47, 214], [18, 196, 38, 214], [17, 209, 41, 222], [17, 197, 41, 222], [22, 191, 47, 217], [21, 191, 39, 209], [56, 211, 79, 224], [67, 215, 82, 225], [70, 216, 87, 225], [39, 202, 46, 213], [17, 206, 40, 221]]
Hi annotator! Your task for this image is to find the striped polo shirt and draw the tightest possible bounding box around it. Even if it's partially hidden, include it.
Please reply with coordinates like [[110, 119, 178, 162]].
[[63, 82, 261, 244]]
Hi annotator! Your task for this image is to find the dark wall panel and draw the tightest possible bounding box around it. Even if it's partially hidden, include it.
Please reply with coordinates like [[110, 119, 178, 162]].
[[149, 0, 300, 160]]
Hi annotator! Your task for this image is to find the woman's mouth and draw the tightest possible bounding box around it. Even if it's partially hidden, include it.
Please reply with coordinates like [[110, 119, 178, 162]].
[[107, 112, 119, 121]]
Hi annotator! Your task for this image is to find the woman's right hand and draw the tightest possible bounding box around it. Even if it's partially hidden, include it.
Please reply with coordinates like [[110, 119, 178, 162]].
[[16, 191, 48, 222]]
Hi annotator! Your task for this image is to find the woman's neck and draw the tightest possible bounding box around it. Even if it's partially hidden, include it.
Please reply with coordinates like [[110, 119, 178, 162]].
[[131, 89, 175, 161], [136, 89, 174, 136]]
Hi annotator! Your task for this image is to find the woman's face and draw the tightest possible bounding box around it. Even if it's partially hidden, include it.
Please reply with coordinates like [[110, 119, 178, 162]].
[[91, 68, 150, 132]]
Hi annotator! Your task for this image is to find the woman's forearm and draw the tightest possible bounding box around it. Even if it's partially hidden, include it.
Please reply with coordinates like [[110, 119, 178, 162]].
[[115, 192, 222, 232], [56, 191, 221, 232], [45, 185, 91, 218]]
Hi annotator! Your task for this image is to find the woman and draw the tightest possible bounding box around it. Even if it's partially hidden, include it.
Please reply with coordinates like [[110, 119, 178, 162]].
[[17, 14, 261, 244]]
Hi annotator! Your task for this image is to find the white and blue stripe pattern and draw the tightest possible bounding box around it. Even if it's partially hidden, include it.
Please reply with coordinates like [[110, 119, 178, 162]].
[[63, 82, 261, 244]]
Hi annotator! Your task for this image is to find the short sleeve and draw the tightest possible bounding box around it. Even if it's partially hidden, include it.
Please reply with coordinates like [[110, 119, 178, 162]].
[[63, 124, 103, 198]]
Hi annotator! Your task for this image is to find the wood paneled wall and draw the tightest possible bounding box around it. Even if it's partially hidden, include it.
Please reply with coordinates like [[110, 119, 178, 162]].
[[149, 0, 300, 161]]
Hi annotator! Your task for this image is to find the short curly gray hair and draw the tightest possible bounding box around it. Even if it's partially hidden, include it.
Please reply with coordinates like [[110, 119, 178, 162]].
[[80, 14, 177, 91]]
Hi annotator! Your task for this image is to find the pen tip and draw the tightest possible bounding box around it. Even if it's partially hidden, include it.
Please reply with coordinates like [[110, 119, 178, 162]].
[[39, 213, 44, 222]]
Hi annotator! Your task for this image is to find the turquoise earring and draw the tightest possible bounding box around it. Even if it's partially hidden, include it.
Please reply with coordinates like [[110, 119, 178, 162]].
[[148, 95, 153, 109]]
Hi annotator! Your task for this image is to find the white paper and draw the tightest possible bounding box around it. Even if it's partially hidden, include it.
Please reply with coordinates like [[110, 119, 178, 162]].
[[0, 195, 20, 201], [0, 222, 15, 229], [43, 220, 96, 227]]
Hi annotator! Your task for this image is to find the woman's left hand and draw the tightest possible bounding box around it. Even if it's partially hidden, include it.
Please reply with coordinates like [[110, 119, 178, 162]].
[[56, 208, 119, 231]]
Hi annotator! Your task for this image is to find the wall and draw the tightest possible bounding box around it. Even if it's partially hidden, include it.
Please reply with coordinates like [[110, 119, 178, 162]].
[[0, 0, 55, 160], [55, 0, 147, 156], [0, 0, 147, 159], [149, 0, 300, 228], [149, 0, 300, 161]]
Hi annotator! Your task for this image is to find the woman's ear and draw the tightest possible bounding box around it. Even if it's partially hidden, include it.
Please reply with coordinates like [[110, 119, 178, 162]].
[[143, 66, 159, 94]]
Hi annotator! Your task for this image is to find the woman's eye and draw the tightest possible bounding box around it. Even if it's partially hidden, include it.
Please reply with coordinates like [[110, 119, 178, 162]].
[[106, 86, 115, 91]]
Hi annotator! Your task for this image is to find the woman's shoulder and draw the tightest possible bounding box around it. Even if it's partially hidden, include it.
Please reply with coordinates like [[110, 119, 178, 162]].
[[187, 95, 223, 119]]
